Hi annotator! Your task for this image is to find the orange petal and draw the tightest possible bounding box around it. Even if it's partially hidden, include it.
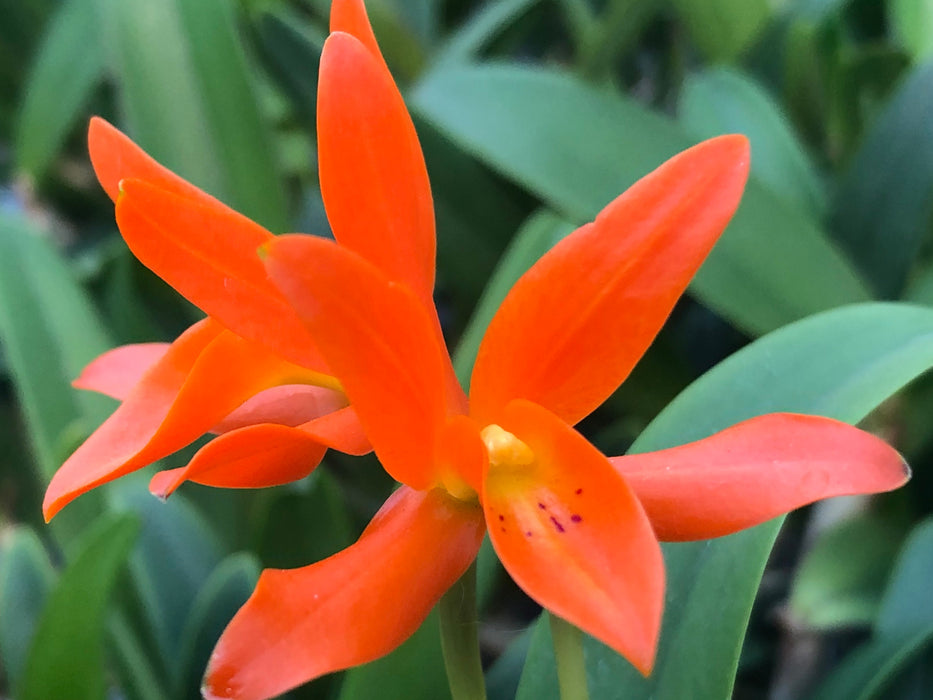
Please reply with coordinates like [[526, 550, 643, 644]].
[[470, 136, 751, 427], [153, 407, 372, 499], [483, 400, 664, 675], [73, 342, 170, 400], [43, 328, 331, 520], [264, 235, 450, 490], [88, 116, 217, 204], [203, 486, 486, 700], [611, 413, 911, 542], [318, 32, 436, 307], [329, 0, 385, 68], [115, 178, 326, 370], [149, 424, 328, 498], [211, 385, 347, 433]]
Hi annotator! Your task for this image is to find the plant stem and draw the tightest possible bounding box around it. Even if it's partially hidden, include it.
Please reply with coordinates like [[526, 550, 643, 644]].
[[550, 613, 589, 700], [439, 562, 487, 700]]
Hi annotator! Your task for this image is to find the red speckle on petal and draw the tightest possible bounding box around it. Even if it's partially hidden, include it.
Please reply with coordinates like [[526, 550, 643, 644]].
[[571, 514, 583, 523], [498, 514, 505, 522], [538, 502, 547, 510], [525, 531, 533, 537], [549, 516, 565, 533], [574, 488, 583, 495]]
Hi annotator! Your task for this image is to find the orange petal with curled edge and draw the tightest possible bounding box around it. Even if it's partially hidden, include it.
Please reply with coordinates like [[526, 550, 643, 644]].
[[211, 385, 347, 433], [264, 235, 451, 490], [44, 328, 333, 521], [470, 136, 750, 428], [88, 116, 217, 204], [151, 407, 371, 499], [329, 0, 385, 68], [318, 32, 436, 307], [115, 178, 326, 371], [73, 342, 170, 400], [611, 413, 911, 542], [484, 399, 664, 676], [202, 486, 486, 700], [149, 424, 328, 498]]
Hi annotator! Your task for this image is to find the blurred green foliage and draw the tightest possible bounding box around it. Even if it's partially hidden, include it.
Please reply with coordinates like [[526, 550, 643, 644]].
[[1, 0, 933, 698]]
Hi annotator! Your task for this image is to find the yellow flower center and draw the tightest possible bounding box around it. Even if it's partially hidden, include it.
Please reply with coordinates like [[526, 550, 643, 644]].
[[480, 424, 534, 469]]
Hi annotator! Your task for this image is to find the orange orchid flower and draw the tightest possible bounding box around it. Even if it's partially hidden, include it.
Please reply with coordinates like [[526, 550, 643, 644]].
[[43, 0, 908, 697], [194, 2, 909, 699], [40, 119, 376, 520]]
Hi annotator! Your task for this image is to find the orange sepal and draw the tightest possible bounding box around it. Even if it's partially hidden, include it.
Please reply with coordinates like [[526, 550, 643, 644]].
[[211, 385, 347, 433], [329, 0, 385, 68], [470, 136, 750, 427], [264, 235, 450, 490], [115, 179, 326, 370], [88, 117, 218, 205], [202, 486, 486, 700], [44, 327, 330, 520], [484, 400, 664, 675], [611, 413, 911, 541], [73, 342, 170, 400], [318, 32, 436, 306]]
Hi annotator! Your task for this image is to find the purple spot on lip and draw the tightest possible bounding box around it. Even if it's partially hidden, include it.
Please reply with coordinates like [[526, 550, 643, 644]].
[[538, 502, 547, 510], [550, 516, 565, 533], [525, 531, 533, 537], [571, 514, 582, 523]]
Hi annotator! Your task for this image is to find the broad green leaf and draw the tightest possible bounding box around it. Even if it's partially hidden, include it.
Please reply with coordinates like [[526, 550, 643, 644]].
[[106, 477, 224, 681], [14, 0, 105, 180], [413, 64, 871, 336], [453, 209, 575, 385], [669, 0, 770, 62], [0, 527, 55, 689], [809, 518, 933, 700], [103, 0, 288, 231], [831, 60, 933, 299], [337, 610, 451, 700], [174, 553, 261, 699], [0, 214, 113, 479], [788, 512, 909, 629], [518, 302, 933, 699], [680, 67, 825, 217], [17, 513, 139, 700], [890, 0, 933, 61], [487, 626, 533, 700]]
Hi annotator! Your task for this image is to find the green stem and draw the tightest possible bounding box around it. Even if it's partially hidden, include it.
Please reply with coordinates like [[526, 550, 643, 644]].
[[439, 562, 487, 700], [550, 614, 589, 700]]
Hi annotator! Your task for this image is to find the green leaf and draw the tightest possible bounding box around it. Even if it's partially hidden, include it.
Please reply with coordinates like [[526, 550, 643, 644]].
[[431, 0, 540, 67], [453, 209, 576, 386], [254, 7, 325, 127], [253, 471, 355, 570], [0, 214, 113, 480], [809, 518, 933, 700], [14, 0, 105, 180], [174, 553, 261, 699], [337, 610, 451, 700], [413, 64, 871, 336], [103, 0, 288, 231], [669, 0, 770, 62], [17, 513, 140, 700], [517, 302, 933, 699], [890, 0, 933, 61], [788, 512, 910, 629], [0, 527, 55, 689], [106, 477, 225, 681], [830, 60, 933, 299], [680, 67, 825, 217]]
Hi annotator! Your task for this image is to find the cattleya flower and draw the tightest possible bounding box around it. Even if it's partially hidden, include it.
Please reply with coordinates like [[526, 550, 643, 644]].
[[43, 0, 909, 698]]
